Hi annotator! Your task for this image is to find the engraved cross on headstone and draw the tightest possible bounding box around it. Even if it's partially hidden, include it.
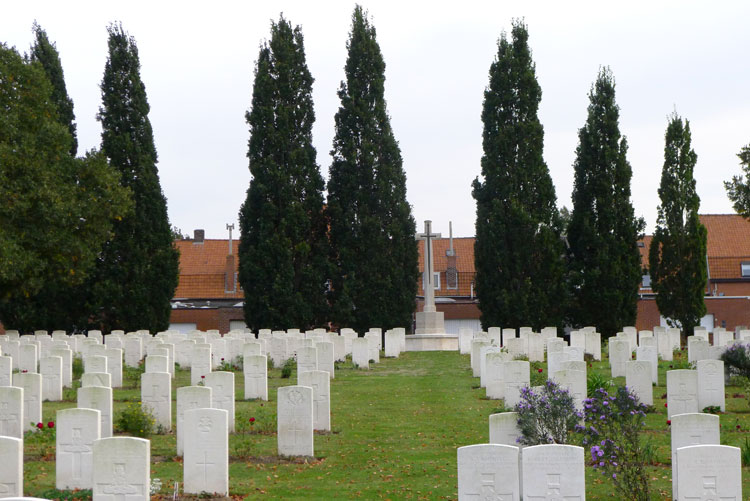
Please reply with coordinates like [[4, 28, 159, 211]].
[[0, 403, 18, 435], [415, 220, 441, 313], [59, 427, 90, 479], [196, 451, 215, 487]]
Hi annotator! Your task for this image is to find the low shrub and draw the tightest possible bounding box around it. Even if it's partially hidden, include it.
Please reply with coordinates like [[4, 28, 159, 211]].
[[581, 386, 650, 501], [587, 373, 613, 398], [115, 402, 156, 438], [721, 343, 750, 378], [281, 358, 295, 379], [515, 380, 580, 445]]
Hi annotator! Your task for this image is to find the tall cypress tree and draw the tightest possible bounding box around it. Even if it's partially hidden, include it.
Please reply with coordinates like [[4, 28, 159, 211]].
[[239, 16, 329, 331], [327, 6, 418, 333], [30, 22, 77, 156], [648, 114, 707, 337], [471, 21, 566, 331], [92, 23, 179, 332], [567, 68, 644, 337], [725, 144, 750, 218]]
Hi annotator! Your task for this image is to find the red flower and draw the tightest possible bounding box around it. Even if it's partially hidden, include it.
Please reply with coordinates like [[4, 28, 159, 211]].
[[221, 358, 225, 361], [737, 425, 741, 430], [664, 403, 668, 408], [47, 421, 54, 429], [667, 420, 671, 425], [249, 417, 256, 423], [537, 368, 543, 373], [201, 375, 205, 379], [22, 370, 27, 373], [36, 422, 44, 430]]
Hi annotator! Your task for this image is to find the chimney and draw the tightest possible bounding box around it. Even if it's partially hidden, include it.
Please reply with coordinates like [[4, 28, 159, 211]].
[[446, 222, 457, 289], [193, 229, 205, 244]]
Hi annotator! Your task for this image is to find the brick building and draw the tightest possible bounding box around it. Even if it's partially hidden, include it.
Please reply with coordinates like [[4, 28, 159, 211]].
[[170, 215, 750, 334]]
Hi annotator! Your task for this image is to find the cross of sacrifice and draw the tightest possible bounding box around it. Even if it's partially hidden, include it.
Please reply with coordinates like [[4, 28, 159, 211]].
[[415, 220, 441, 313]]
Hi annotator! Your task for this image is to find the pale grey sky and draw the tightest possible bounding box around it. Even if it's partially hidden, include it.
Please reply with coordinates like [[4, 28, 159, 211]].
[[3, 1, 749, 239]]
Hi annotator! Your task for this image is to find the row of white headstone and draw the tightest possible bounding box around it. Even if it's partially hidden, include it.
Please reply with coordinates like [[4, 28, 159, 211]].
[[458, 410, 742, 500]]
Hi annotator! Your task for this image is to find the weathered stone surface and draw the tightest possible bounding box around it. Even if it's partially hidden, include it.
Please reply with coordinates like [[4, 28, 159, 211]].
[[176, 385, 212, 457], [56, 407, 101, 490], [457, 444, 519, 500], [277, 386, 314, 457], [522, 444, 585, 500], [183, 408, 229, 496], [92, 437, 150, 501]]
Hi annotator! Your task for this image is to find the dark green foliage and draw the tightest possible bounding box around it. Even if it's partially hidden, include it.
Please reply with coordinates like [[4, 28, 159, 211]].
[[92, 24, 179, 332], [239, 16, 329, 331], [648, 115, 707, 337], [721, 343, 750, 378], [30, 22, 77, 156], [327, 6, 418, 333], [724, 144, 750, 218], [567, 68, 644, 337], [0, 44, 131, 331], [472, 21, 566, 331]]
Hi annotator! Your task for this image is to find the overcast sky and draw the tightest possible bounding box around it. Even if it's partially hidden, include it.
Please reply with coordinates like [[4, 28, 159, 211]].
[[4, 1, 749, 239]]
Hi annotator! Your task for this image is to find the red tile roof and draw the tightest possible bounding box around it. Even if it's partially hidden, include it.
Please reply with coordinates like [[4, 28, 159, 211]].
[[700, 214, 750, 280], [417, 237, 475, 273], [174, 239, 242, 299]]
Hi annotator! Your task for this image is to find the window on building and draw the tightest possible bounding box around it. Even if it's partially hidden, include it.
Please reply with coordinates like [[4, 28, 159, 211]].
[[423, 272, 440, 291], [641, 274, 651, 288], [742, 262, 750, 277]]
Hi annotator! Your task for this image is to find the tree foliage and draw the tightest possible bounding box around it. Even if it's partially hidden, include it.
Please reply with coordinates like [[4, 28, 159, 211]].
[[725, 144, 750, 219], [0, 43, 131, 331], [648, 114, 707, 336], [239, 16, 329, 331], [327, 6, 418, 333], [472, 21, 566, 331], [30, 22, 77, 156], [567, 68, 644, 337], [91, 23, 179, 332]]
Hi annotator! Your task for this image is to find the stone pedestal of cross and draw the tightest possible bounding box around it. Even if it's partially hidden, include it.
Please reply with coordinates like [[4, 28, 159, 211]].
[[414, 220, 446, 334]]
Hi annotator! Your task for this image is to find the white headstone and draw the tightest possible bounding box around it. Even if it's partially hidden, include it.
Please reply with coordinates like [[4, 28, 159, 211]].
[[84, 355, 107, 374], [656, 329, 673, 361], [0, 436, 22, 497], [485, 352, 511, 400], [50, 347, 72, 388], [697, 359, 725, 411], [78, 386, 113, 438], [19, 343, 38, 373], [124, 336, 143, 368], [141, 372, 171, 431], [176, 386, 212, 457], [626, 360, 653, 406], [584, 331, 601, 360], [505, 338, 527, 359], [670, 412, 720, 498], [527, 333, 545, 362], [552, 368, 586, 412], [298, 370, 331, 431], [458, 328, 473, 355], [268, 338, 288, 368], [315, 341, 335, 379], [40, 356, 63, 401], [688, 336, 710, 363], [352, 338, 369, 369], [479, 346, 502, 388], [0, 356, 10, 387], [191, 344, 212, 385], [56, 407, 101, 490], [608, 338, 630, 378], [667, 370, 699, 419], [636, 345, 658, 384], [92, 437, 150, 501], [364, 332, 380, 363], [205, 371, 235, 433], [471, 339, 491, 377], [183, 407, 229, 495], [0, 386, 23, 438], [384, 331, 400, 358], [277, 386, 314, 456], [675, 445, 741, 501], [501, 328, 515, 347], [489, 412, 521, 447], [457, 444, 520, 500], [81, 372, 112, 388], [502, 361, 530, 409], [243, 341, 261, 358], [242, 354, 267, 402], [104, 348, 123, 388], [12, 372, 41, 431], [522, 444, 585, 500]]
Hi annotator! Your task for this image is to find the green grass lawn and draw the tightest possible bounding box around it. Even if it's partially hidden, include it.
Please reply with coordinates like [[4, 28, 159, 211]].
[[22, 349, 750, 499]]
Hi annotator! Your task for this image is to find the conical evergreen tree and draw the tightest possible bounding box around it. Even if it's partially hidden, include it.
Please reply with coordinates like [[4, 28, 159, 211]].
[[30, 22, 77, 156], [327, 6, 418, 333], [91, 23, 179, 332], [239, 16, 329, 331], [648, 114, 707, 337], [567, 68, 644, 337], [471, 21, 566, 331]]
